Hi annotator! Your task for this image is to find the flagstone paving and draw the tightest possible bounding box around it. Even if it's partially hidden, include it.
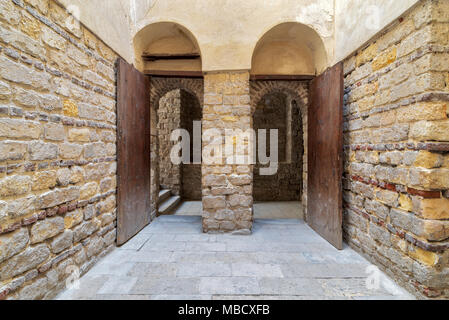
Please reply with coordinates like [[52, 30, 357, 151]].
[[57, 214, 414, 300]]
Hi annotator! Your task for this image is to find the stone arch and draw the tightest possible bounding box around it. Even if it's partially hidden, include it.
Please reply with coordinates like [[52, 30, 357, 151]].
[[250, 81, 308, 117], [150, 77, 203, 111], [251, 22, 328, 75], [133, 21, 202, 72]]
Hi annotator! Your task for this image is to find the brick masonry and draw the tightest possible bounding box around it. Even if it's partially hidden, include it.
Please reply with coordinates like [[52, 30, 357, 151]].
[[250, 81, 308, 203], [0, 0, 118, 299], [202, 72, 253, 233], [342, 0, 449, 298]]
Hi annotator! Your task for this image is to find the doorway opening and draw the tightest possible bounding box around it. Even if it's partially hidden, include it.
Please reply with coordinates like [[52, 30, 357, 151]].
[[153, 85, 203, 215], [250, 81, 308, 220]]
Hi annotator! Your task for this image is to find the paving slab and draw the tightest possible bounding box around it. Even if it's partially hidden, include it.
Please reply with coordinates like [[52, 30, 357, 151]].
[[57, 212, 415, 300]]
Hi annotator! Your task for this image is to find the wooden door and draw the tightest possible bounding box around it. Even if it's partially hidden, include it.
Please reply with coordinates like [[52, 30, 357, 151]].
[[307, 62, 344, 250], [116, 58, 151, 245]]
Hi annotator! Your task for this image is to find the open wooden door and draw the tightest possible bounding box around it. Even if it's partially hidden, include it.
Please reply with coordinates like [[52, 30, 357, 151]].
[[116, 58, 151, 245], [307, 62, 344, 250]]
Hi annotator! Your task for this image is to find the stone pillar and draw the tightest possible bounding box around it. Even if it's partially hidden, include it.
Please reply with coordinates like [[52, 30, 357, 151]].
[[202, 72, 253, 233]]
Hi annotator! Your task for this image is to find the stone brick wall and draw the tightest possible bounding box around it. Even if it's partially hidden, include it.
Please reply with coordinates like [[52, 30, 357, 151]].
[[0, 0, 117, 299], [251, 83, 306, 201], [343, 0, 449, 298], [202, 72, 253, 233], [157, 89, 182, 194], [250, 81, 309, 207]]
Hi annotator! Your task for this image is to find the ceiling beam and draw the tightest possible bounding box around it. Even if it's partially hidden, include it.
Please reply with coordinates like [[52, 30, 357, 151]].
[[142, 53, 201, 62]]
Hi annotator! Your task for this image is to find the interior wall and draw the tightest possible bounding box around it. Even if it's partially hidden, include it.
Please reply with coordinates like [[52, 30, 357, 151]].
[[55, 0, 420, 72], [335, 0, 420, 62]]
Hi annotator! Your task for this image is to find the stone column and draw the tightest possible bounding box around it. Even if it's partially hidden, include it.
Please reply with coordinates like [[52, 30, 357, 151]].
[[202, 72, 253, 233]]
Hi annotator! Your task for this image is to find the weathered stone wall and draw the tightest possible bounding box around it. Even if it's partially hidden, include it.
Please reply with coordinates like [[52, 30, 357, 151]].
[[343, 0, 449, 298], [252, 89, 304, 201], [0, 0, 118, 299], [250, 81, 309, 207], [157, 89, 182, 194], [202, 72, 253, 233], [180, 90, 202, 200]]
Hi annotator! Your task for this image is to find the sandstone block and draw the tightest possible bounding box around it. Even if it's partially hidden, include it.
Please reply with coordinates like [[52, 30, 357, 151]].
[[83, 142, 107, 159], [0, 244, 50, 281], [86, 236, 104, 258], [17, 277, 48, 300], [0, 175, 31, 197], [228, 174, 251, 186], [42, 26, 66, 50], [63, 100, 78, 117], [203, 196, 226, 210], [6, 196, 36, 219], [64, 209, 83, 229], [0, 141, 27, 161], [73, 220, 100, 243], [420, 198, 449, 220], [0, 228, 29, 264], [29, 142, 58, 161], [70, 167, 85, 184], [0, 56, 50, 89], [59, 143, 83, 159], [56, 168, 71, 187], [50, 230, 73, 254], [203, 174, 227, 187], [0, 119, 40, 139], [30, 216, 65, 244], [68, 128, 90, 142], [44, 123, 65, 141], [409, 168, 449, 189], [38, 187, 80, 209], [32, 171, 57, 191], [80, 182, 98, 200], [0, 80, 11, 100], [410, 120, 449, 142]]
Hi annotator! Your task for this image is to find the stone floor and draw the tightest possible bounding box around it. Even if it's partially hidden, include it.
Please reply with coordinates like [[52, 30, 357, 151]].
[[56, 208, 414, 300], [174, 201, 303, 220]]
